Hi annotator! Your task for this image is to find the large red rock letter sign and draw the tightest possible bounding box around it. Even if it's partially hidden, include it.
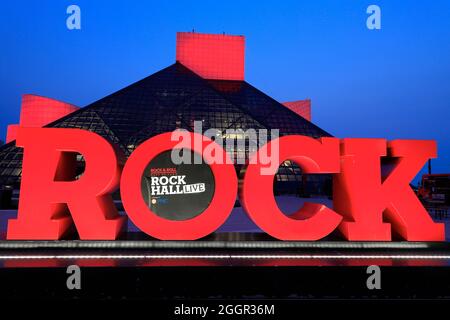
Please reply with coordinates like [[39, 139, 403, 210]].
[[6, 128, 445, 241]]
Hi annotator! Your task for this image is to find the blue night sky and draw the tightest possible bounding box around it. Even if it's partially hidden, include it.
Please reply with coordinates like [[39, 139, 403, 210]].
[[0, 0, 449, 183]]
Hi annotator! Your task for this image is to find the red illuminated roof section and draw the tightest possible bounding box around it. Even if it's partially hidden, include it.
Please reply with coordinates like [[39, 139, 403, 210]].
[[5, 94, 79, 143], [282, 100, 311, 121], [19, 94, 79, 127], [176, 32, 245, 80], [5, 125, 19, 144]]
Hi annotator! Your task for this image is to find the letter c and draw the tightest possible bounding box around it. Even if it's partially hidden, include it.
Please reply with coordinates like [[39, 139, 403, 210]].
[[240, 136, 342, 240]]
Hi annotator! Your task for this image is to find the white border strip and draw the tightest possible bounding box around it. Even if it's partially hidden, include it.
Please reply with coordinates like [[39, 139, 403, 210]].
[[0, 254, 450, 260]]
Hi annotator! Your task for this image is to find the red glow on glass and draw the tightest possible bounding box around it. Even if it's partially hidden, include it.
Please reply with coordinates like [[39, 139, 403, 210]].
[[282, 100, 312, 121]]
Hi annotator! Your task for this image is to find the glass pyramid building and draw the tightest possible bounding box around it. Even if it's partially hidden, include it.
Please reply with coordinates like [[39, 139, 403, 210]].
[[0, 33, 332, 201]]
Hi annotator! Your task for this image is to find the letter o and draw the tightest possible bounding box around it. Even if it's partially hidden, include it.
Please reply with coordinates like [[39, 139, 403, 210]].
[[160, 176, 168, 185], [120, 132, 237, 240]]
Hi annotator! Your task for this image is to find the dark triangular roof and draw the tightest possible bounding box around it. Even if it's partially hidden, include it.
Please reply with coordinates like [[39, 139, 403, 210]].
[[0, 62, 331, 187]]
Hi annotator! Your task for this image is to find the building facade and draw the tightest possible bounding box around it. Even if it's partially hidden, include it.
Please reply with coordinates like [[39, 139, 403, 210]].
[[0, 32, 331, 203]]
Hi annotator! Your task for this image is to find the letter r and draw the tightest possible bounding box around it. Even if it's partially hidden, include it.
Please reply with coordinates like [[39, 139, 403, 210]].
[[7, 128, 126, 240]]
